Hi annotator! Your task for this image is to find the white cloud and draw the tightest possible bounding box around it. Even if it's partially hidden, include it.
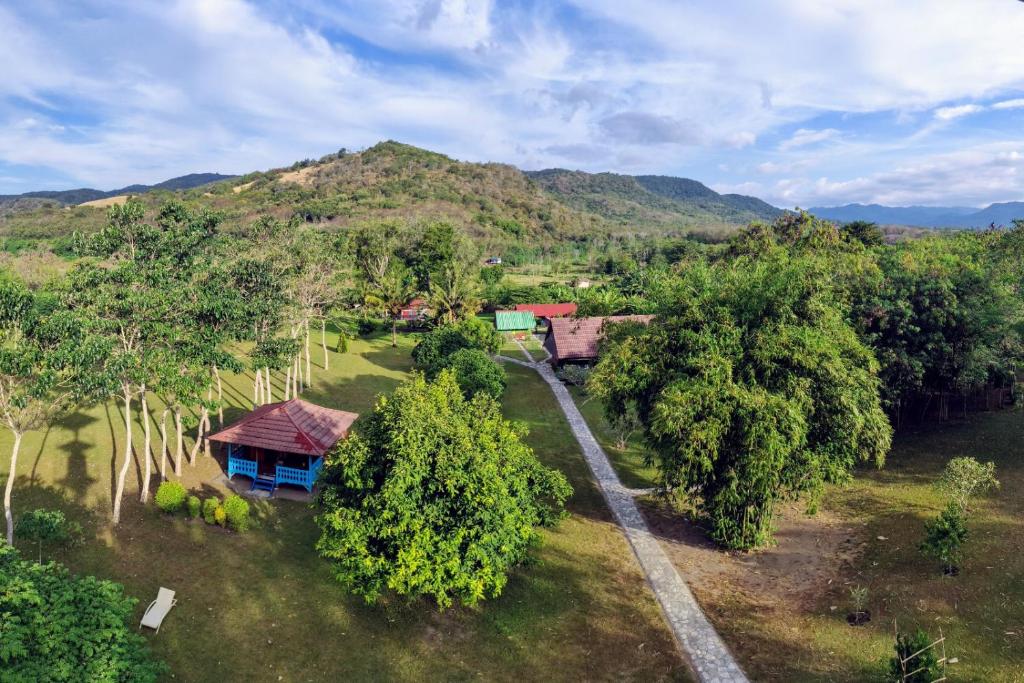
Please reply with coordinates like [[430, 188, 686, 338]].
[[993, 98, 1024, 110], [779, 128, 840, 151], [934, 104, 984, 120]]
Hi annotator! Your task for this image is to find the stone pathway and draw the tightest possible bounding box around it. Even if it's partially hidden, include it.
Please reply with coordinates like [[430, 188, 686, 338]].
[[499, 354, 749, 683]]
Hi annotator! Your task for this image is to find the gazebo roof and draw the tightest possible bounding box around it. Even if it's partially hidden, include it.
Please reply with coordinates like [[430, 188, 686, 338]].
[[544, 315, 654, 362], [514, 303, 578, 318], [208, 398, 358, 457]]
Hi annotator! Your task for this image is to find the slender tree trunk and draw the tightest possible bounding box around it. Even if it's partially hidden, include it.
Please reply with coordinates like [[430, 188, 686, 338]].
[[4, 431, 23, 545], [321, 318, 328, 370], [392, 319, 397, 347], [159, 408, 169, 480], [284, 363, 292, 400], [174, 406, 184, 475], [253, 371, 261, 407], [112, 385, 133, 526], [139, 386, 153, 503], [305, 322, 312, 386], [295, 355, 301, 394], [214, 365, 224, 426], [189, 408, 208, 464], [264, 367, 272, 403]]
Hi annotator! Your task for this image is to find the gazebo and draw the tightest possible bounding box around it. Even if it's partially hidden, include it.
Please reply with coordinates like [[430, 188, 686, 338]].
[[208, 398, 358, 494]]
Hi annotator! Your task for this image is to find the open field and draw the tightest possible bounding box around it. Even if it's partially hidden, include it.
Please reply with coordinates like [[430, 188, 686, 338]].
[[78, 194, 129, 208], [570, 387, 1024, 681], [2, 327, 688, 682]]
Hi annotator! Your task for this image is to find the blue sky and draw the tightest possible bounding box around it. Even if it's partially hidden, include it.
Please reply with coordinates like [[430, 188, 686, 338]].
[[3, 0, 1024, 208]]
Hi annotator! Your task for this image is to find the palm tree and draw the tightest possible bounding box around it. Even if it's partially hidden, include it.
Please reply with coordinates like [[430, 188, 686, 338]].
[[363, 265, 418, 347], [428, 265, 481, 325]]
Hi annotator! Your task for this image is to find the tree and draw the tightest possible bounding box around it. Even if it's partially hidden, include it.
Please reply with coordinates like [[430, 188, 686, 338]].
[[590, 255, 892, 549], [438, 348, 507, 399], [937, 456, 999, 511], [361, 262, 417, 348], [841, 220, 884, 247], [0, 545, 165, 681], [315, 371, 571, 608], [887, 629, 944, 683], [410, 317, 501, 375], [428, 263, 482, 324], [920, 502, 968, 574]]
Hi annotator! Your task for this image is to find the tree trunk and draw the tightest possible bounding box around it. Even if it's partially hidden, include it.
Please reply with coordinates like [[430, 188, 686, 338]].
[[305, 322, 312, 386], [159, 408, 169, 480], [284, 363, 292, 400], [112, 386, 133, 526], [4, 431, 23, 545], [189, 408, 208, 464], [174, 406, 184, 475], [296, 353, 303, 393], [253, 371, 261, 407], [321, 318, 328, 370], [264, 367, 272, 403], [392, 319, 397, 347], [214, 365, 224, 426], [139, 386, 153, 503]]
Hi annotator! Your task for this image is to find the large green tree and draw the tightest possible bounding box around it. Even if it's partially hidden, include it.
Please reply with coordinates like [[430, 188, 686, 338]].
[[315, 371, 570, 607], [590, 254, 892, 549]]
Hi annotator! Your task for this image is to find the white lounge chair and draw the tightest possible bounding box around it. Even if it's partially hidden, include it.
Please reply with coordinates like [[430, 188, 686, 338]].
[[140, 587, 177, 634]]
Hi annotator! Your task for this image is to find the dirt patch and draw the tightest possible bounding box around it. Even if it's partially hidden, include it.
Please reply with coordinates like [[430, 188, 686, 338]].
[[277, 166, 317, 186], [79, 194, 129, 208], [232, 181, 255, 193], [642, 498, 863, 614]]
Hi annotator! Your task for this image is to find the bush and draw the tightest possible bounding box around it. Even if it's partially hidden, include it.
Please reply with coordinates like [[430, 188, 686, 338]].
[[887, 629, 943, 682], [920, 502, 968, 574], [186, 496, 201, 519], [154, 481, 188, 514], [411, 317, 501, 376], [336, 333, 349, 353], [222, 495, 250, 532], [214, 506, 227, 528], [15, 509, 82, 562], [0, 545, 165, 681], [556, 364, 591, 387], [357, 318, 378, 336], [440, 348, 507, 399], [315, 371, 571, 608], [202, 497, 220, 525]]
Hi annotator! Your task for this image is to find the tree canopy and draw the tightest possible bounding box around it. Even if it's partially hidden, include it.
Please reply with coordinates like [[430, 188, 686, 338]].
[[315, 371, 570, 608]]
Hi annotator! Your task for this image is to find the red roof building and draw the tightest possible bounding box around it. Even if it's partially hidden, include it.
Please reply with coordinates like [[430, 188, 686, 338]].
[[514, 303, 578, 320], [209, 398, 358, 493], [543, 315, 654, 366]]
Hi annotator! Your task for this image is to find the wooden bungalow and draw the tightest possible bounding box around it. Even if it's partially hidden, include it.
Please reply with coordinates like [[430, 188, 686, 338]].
[[399, 297, 430, 322], [544, 315, 654, 367], [209, 398, 358, 494]]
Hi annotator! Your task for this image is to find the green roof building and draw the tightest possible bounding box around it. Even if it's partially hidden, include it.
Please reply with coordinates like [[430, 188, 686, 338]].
[[495, 310, 536, 332]]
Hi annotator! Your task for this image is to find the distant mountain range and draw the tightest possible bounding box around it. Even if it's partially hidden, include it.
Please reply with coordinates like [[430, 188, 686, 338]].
[[0, 173, 237, 208], [809, 202, 1024, 228]]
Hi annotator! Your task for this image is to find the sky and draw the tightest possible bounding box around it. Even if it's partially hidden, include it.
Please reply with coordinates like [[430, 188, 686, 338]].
[[4, 1, 1024, 208]]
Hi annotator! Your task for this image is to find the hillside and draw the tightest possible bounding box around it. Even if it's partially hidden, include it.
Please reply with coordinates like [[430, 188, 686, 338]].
[[0, 142, 784, 251], [810, 202, 1024, 228], [0, 173, 237, 210], [527, 169, 781, 231]]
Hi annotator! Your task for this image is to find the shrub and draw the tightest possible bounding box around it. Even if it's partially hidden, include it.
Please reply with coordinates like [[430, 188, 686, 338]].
[[222, 495, 250, 532], [0, 545, 165, 681], [336, 333, 349, 353], [440, 348, 507, 399], [214, 506, 227, 528], [887, 629, 943, 682], [202, 497, 220, 525], [357, 318, 378, 336], [556, 364, 591, 387], [411, 317, 501, 375], [154, 481, 188, 514], [15, 509, 82, 563], [938, 457, 999, 511], [315, 371, 571, 608], [186, 496, 201, 519], [920, 502, 968, 574]]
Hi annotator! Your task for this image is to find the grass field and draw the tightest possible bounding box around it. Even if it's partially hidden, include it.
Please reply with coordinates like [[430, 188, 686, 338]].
[[2, 327, 689, 682], [569, 386, 1024, 681]]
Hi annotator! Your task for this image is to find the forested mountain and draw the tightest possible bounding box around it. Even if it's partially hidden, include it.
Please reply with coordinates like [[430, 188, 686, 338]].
[[0, 173, 236, 209], [810, 202, 1024, 228], [0, 141, 783, 249], [527, 169, 781, 230]]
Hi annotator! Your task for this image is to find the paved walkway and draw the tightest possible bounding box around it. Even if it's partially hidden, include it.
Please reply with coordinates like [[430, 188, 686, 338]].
[[500, 353, 748, 683]]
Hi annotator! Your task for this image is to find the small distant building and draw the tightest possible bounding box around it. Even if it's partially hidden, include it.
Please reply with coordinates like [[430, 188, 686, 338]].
[[485, 257, 503, 266], [573, 278, 592, 289], [495, 310, 536, 332], [514, 303, 578, 327], [210, 398, 358, 494], [544, 315, 654, 367], [399, 297, 430, 321]]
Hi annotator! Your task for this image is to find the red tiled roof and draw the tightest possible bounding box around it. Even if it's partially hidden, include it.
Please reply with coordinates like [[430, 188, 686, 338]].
[[514, 303, 578, 318], [544, 315, 654, 363], [208, 398, 358, 456]]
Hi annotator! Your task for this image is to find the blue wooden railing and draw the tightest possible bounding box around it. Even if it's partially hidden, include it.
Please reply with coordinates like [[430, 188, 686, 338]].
[[226, 448, 325, 493], [227, 454, 257, 480]]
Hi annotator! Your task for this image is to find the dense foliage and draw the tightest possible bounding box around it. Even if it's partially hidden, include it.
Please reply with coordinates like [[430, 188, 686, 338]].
[[438, 348, 508, 399], [0, 545, 164, 681], [315, 371, 571, 608], [411, 317, 501, 374], [591, 252, 892, 548], [887, 629, 944, 683]]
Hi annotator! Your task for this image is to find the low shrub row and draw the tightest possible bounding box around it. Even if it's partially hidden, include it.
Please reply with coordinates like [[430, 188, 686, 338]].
[[154, 481, 250, 533]]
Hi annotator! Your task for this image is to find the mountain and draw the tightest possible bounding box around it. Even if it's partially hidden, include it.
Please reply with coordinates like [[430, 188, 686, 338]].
[[0, 142, 783, 248], [809, 202, 1024, 228], [527, 169, 782, 231], [0, 173, 237, 209]]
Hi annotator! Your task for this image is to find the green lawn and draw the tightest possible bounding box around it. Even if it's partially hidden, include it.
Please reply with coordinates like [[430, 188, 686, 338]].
[[568, 386, 660, 490], [568, 385, 1024, 681], [3, 328, 689, 681]]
